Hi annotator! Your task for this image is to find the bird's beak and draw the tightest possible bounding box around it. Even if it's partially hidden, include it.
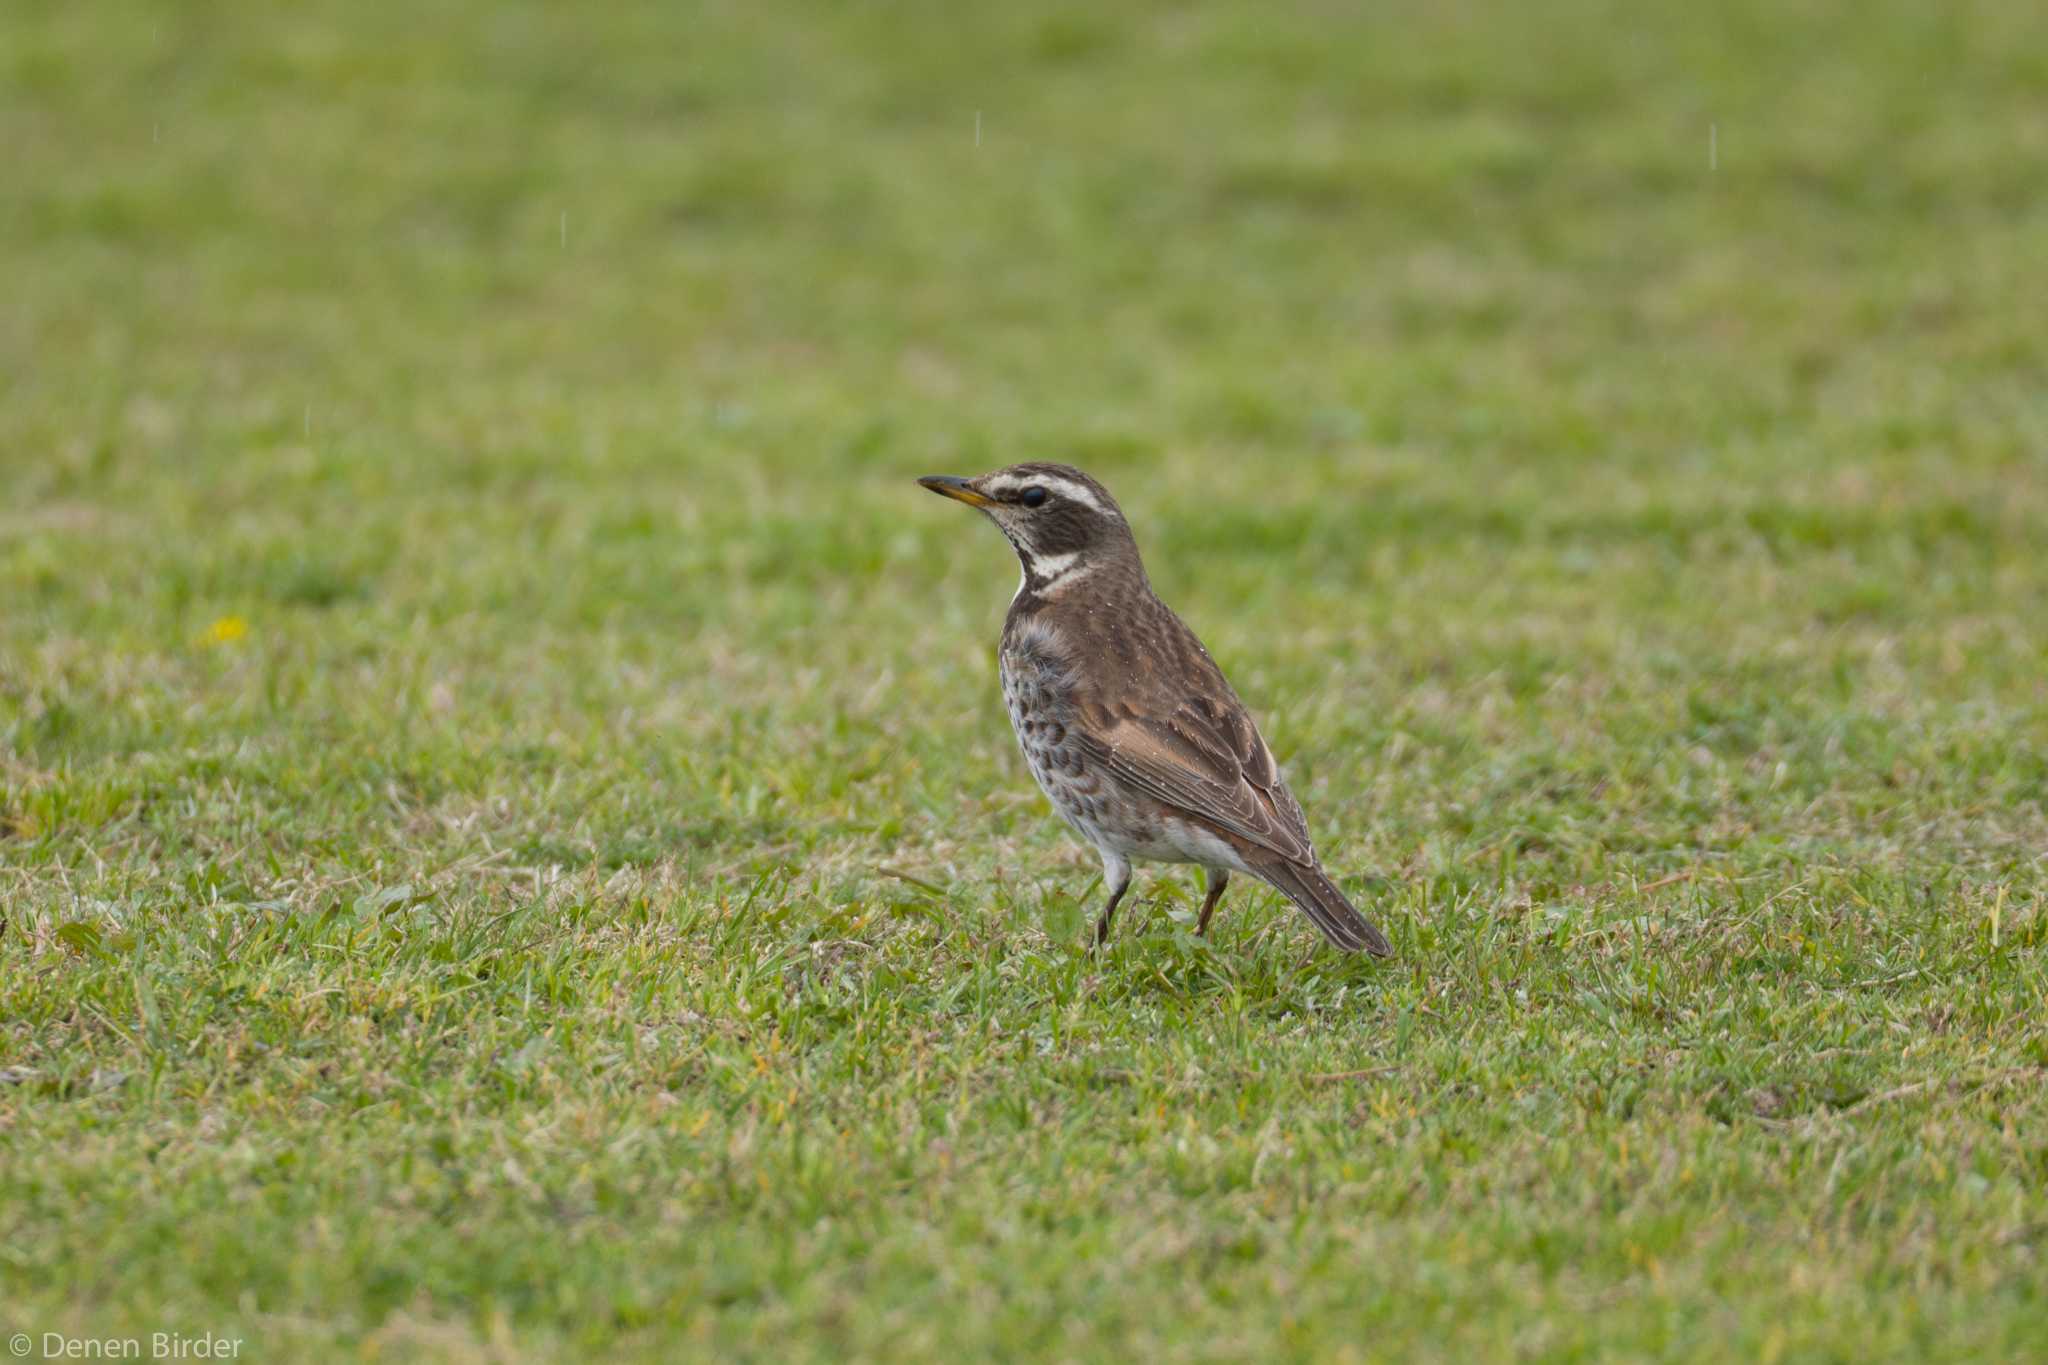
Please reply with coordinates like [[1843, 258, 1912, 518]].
[[917, 475, 996, 508]]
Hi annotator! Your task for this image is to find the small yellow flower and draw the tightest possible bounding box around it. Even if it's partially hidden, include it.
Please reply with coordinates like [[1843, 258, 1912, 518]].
[[202, 615, 249, 646]]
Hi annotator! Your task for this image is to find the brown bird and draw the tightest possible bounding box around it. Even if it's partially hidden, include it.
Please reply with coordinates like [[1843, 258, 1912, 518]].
[[918, 463, 1393, 955]]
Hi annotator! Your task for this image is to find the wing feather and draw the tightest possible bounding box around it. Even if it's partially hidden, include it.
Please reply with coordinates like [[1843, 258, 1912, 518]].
[[1074, 696, 1314, 864]]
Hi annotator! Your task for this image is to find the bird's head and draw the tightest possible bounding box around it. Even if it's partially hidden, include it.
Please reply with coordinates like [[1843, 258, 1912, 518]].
[[918, 462, 1141, 593]]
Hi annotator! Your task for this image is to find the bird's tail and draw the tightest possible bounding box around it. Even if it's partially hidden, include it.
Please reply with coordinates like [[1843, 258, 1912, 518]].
[[1258, 860, 1394, 956]]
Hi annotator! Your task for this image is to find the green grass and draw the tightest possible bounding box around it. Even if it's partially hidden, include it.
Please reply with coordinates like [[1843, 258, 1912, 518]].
[[4, 0, 2047, 1358]]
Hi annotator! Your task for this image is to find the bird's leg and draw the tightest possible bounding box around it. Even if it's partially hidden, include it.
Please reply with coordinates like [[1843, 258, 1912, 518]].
[[1196, 867, 1229, 937], [1093, 855, 1133, 947]]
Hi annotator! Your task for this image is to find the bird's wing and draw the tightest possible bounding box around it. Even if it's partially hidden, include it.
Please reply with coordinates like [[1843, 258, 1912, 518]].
[[1074, 691, 1315, 865]]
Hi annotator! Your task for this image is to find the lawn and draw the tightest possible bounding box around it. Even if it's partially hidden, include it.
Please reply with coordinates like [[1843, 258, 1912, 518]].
[[3, 0, 2046, 1359]]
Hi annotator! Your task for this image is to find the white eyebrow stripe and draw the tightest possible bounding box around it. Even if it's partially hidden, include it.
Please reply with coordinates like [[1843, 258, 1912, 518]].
[[984, 473, 1114, 519], [1043, 477, 1112, 517]]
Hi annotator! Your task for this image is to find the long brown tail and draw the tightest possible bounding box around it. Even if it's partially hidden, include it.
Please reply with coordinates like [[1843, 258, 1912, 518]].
[[1256, 860, 1394, 956]]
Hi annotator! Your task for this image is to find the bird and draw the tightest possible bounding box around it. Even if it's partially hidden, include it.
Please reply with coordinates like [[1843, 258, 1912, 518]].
[[917, 462, 1393, 956]]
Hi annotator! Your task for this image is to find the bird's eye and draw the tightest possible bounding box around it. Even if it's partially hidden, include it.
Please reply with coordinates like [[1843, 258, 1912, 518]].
[[1021, 486, 1048, 507]]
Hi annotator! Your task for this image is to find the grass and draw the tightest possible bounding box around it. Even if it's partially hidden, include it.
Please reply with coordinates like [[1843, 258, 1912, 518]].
[[4, 0, 2046, 1358]]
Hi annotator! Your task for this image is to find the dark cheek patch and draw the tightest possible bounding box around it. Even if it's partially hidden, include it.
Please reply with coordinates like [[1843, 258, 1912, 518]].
[[1036, 507, 1092, 557]]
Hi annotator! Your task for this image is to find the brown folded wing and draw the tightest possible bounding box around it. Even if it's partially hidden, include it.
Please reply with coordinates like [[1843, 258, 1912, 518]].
[[1073, 692, 1315, 865]]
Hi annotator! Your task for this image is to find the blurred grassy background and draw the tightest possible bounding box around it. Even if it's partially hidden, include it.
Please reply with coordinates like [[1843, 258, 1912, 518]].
[[4, 1, 2046, 1359]]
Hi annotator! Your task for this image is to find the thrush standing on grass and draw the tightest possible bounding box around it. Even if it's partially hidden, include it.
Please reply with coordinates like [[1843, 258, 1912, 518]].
[[918, 463, 1393, 956]]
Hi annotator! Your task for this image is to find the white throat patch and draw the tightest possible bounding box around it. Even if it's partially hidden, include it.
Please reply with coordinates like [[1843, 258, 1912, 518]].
[[1023, 548, 1090, 594]]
